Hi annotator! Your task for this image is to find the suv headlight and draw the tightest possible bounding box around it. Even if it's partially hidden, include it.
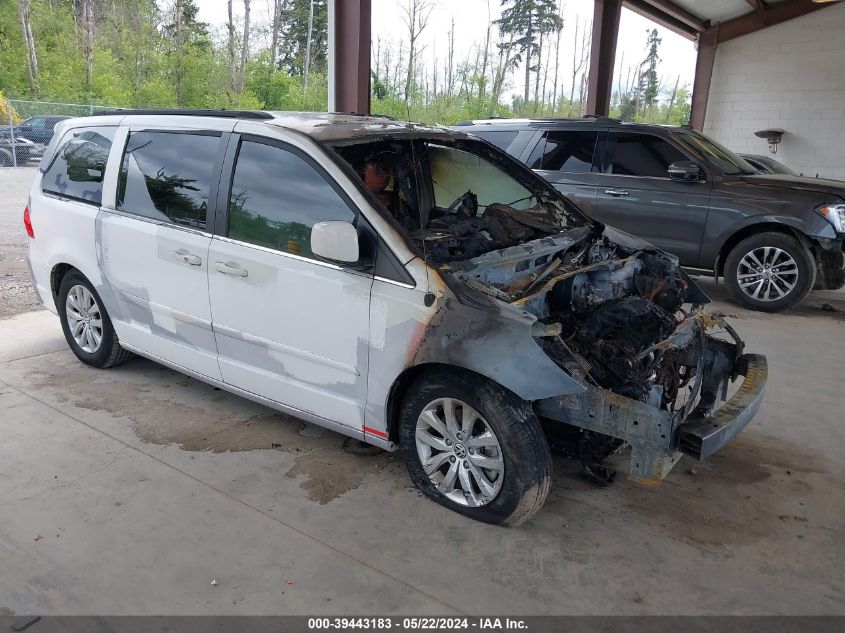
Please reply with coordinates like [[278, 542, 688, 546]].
[[817, 204, 845, 233]]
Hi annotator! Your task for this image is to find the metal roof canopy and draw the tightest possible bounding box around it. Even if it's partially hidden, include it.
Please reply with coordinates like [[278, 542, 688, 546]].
[[586, 0, 837, 129]]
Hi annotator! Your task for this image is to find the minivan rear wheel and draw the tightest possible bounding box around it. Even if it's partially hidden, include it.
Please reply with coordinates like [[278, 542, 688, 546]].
[[399, 368, 552, 526], [58, 271, 131, 368], [724, 232, 816, 312]]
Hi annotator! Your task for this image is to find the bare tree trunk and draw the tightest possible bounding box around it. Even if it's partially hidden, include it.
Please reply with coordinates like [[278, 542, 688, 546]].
[[447, 17, 455, 97], [227, 0, 236, 92], [236, 0, 250, 93], [479, 1, 491, 100], [17, 0, 39, 97], [270, 0, 282, 72], [174, 0, 183, 105], [82, 0, 95, 95], [492, 32, 514, 107], [551, 3, 562, 115], [665, 74, 680, 122], [303, 0, 314, 90], [402, 0, 432, 104], [533, 29, 544, 111]]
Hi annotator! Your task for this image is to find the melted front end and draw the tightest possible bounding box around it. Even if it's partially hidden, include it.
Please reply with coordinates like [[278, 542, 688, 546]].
[[446, 228, 767, 485]]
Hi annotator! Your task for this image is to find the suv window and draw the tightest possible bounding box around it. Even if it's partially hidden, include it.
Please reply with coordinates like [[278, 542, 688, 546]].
[[117, 131, 220, 230], [227, 139, 356, 258], [473, 130, 519, 152], [41, 126, 115, 205], [606, 132, 687, 178], [530, 130, 599, 173]]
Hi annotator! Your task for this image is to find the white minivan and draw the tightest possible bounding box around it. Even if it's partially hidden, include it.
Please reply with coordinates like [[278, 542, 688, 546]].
[[26, 110, 767, 525]]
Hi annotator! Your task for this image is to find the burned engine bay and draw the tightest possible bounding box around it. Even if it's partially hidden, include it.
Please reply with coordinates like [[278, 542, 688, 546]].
[[443, 227, 741, 425]]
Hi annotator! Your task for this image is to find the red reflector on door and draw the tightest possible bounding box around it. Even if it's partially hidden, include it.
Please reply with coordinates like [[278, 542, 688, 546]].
[[362, 425, 388, 439]]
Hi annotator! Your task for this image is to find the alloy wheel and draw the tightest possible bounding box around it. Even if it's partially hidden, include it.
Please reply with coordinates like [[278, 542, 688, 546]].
[[415, 397, 505, 507], [65, 284, 103, 353], [736, 246, 799, 302]]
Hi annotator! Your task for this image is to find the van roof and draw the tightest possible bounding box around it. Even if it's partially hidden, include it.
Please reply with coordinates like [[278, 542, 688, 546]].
[[89, 110, 461, 143]]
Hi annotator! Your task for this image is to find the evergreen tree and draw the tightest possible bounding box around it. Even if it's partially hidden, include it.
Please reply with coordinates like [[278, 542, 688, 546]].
[[496, 0, 561, 106], [277, 0, 327, 78]]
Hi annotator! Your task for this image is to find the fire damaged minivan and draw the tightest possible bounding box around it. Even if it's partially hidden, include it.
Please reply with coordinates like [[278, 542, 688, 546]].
[[26, 111, 768, 525]]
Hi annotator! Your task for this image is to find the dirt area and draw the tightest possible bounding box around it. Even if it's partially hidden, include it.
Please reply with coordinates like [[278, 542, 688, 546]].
[[0, 167, 41, 319]]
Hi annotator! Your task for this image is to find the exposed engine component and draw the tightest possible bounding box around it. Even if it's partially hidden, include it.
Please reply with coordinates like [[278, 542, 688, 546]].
[[568, 295, 679, 398], [452, 232, 702, 410], [412, 202, 562, 262]]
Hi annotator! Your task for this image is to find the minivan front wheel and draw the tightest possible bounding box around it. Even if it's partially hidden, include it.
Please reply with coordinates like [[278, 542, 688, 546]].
[[724, 232, 816, 312], [399, 369, 552, 526], [58, 271, 131, 368]]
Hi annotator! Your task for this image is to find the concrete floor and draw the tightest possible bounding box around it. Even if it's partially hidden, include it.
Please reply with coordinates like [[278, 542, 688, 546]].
[[1, 281, 843, 616]]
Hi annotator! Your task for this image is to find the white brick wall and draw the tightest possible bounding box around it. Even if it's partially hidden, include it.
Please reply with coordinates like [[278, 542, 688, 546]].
[[703, 4, 845, 180]]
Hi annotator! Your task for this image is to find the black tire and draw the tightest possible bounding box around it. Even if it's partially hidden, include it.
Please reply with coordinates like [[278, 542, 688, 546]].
[[0, 149, 12, 167], [57, 270, 132, 368], [724, 232, 816, 312], [399, 368, 552, 526]]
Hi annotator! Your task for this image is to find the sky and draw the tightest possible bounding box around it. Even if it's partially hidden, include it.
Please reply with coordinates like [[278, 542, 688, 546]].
[[191, 0, 697, 103]]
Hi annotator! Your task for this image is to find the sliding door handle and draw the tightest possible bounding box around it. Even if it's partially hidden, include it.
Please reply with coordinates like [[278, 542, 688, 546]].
[[172, 249, 202, 266], [604, 189, 630, 197], [215, 261, 248, 277]]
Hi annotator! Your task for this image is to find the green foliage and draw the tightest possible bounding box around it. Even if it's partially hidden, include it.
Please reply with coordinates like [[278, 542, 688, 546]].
[[0, 0, 690, 129]]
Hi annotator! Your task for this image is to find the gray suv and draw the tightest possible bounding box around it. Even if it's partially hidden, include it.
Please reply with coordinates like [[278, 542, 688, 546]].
[[455, 118, 845, 312]]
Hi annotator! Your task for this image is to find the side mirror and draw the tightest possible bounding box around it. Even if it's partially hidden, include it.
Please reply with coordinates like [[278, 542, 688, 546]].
[[668, 160, 703, 182], [311, 220, 360, 264]]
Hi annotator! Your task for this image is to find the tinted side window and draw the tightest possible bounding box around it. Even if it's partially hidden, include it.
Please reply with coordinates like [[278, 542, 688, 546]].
[[117, 131, 220, 229], [228, 140, 356, 258], [42, 126, 115, 205], [539, 130, 598, 172], [607, 133, 687, 177], [474, 130, 519, 152]]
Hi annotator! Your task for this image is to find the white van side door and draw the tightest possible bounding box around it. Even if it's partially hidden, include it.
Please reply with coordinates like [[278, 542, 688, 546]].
[[208, 132, 373, 430], [97, 124, 231, 379]]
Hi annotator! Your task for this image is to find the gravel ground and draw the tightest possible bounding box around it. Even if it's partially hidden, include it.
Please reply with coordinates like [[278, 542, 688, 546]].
[[0, 167, 41, 319]]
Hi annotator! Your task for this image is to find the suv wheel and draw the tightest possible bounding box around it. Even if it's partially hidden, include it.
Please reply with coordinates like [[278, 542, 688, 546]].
[[724, 232, 816, 312], [399, 369, 552, 526], [58, 271, 132, 368]]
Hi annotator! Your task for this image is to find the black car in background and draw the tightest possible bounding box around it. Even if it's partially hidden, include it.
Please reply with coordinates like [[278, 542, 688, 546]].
[[455, 117, 845, 312], [0, 129, 36, 166], [740, 153, 799, 177], [14, 115, 70, 145]]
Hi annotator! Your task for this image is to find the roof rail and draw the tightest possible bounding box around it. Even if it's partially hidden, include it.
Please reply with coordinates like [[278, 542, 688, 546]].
[[583, 114, 622, 123], [91, 108, 275, 120], [331, 111, 398, 120]]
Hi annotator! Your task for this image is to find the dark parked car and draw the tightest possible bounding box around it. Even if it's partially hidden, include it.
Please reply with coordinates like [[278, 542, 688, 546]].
[[14, 115, 70, 145], [740, 153, 799, 177], [0, 129, 36, 166], [455, 118, 845, 312]]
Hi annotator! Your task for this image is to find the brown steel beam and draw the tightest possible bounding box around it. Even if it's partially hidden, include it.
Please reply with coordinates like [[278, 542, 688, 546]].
[[689, 27, 718, 131], [717, 0, 831, 43], [329, 0, 371, 114], [586, 0, 623, 116], [624, 0, 700, 40]]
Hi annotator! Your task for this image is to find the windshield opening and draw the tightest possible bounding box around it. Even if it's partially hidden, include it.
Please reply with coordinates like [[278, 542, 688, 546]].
[[673, 130, 756, 176], [333, 138, 588, 263]]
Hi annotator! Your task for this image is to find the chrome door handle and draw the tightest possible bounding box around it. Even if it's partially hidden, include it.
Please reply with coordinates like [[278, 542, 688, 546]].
[[215, 261, 248, 277], [604, 189, 630, 197], [172, 249, 202, 266]]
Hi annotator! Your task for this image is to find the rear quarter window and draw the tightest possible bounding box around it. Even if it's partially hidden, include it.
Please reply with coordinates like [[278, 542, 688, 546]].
[[41, 127, 116, 205], [473, 130, 519, 152]]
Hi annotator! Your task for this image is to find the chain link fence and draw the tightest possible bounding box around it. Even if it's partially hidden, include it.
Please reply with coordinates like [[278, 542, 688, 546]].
[[1, 99, 116, 168]]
